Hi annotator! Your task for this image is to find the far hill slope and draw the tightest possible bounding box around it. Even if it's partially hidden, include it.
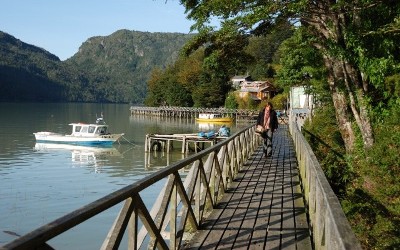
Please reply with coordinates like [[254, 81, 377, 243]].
[[65, 30, 194, 103], [0, 30, 193, 103], [0, 31, 72, 102]]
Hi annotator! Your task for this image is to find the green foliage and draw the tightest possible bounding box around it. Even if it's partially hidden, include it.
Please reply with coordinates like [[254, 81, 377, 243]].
[[248, 63, 272, 80], [276, 28, 327, 94], [181, 17, 295, 107], [342, 189, 400, 249], [181, 0, 400, 153], [224, 91, 238, 109], [145, 48, 228, 108], [302, 105, 351, 195], [236, 94, 257, 110], [340, 1, 400, 90], [145, 22, 293, 108], [270, 93, 287, 110], [362, 103, 400, 213], [304, 102, 400, 249], [165, 78, 193, 107], [370, 74, 400, 124], [245, 25, 294, 79], [201, 22, 252, 78], [192, 77, 226, 107], [145, 50, 204, 107]]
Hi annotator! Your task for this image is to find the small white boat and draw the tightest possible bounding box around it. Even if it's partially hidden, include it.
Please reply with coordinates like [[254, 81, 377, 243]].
[[33, 117, 124, 146], [195, 113, 233, 123]]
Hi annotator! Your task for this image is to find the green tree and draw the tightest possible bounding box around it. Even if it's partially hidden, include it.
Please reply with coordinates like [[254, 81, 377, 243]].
[[181, 0, 400, 152], [145, 51, 204, 107], [176, 49, 204, 89], [236, 93, 258, 110], [276, 28, 330, 104], [144, 68, 165, 106], [183, 22, 254, 106], [224, 91, 238, 109], [270, 93, 287, 110], [164, 77, 193, 106], [245, 23, 294, 79], [192, 74, 226, 107]]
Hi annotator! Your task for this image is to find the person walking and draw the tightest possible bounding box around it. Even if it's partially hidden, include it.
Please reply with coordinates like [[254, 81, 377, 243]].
[[256, 102, 279, 158]]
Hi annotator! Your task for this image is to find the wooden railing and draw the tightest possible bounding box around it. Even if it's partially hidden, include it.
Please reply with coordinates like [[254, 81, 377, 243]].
[[3, 120, 363, 250], [288, 116, 362, 249], [1, 125, 260, 250]]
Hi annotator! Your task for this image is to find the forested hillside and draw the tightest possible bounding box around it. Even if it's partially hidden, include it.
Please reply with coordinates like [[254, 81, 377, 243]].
[[66, 30, 193, 103], [0, 30, 192, 103], [0, 31, 77, 101]]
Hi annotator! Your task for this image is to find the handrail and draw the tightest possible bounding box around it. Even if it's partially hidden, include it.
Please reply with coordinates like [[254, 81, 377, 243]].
[[288, 116, 362, 249], [1, 125, 260, 250], [3, 120, 363, 250]]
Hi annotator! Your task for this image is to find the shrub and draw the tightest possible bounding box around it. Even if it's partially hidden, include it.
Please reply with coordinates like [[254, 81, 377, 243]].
[[303, 102, 400, 249]]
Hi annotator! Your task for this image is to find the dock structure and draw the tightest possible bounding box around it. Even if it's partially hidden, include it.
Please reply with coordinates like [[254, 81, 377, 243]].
[[2, 123, 362, 250], [182, 128, 312, 249], [145, 133, 227, 154], [130, 106, 258, 122]]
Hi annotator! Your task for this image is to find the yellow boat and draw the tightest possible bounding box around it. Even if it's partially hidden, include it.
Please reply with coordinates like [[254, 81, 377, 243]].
[[195, 113, 233, 123]]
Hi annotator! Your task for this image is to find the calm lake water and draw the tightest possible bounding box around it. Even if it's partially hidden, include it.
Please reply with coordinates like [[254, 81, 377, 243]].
[[0, 103, 247, 249]]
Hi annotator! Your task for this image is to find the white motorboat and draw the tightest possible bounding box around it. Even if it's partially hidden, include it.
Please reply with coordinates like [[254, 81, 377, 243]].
[[33, 117, 124, 146]]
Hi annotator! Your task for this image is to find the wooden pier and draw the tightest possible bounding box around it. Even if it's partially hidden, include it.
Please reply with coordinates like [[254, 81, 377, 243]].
[[130, 106, 258, 122], [2, 123, 361, 250], [182, 127, 312, 249], [145, 133, 228, 154]]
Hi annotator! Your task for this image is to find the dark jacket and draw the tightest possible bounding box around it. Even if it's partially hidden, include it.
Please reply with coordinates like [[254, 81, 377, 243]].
[[256, 108, 279, 131]]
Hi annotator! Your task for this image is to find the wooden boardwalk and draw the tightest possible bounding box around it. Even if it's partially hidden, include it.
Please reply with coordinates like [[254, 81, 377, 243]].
[[183, 127, 312, 249]]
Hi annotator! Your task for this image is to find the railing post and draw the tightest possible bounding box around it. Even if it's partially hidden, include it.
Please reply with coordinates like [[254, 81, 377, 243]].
[[182, 136, 186, 154], [170, 181, 177, 249], [127, 206, 138, 250], [145, 134, 149, 152]]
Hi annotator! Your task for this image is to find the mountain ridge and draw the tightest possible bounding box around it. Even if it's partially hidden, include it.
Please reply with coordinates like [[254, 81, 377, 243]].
[[0, 30, 193, 103]]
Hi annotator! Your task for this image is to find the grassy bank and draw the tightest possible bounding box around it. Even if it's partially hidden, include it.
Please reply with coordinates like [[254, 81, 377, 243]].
[[302, 105, 400, 249]]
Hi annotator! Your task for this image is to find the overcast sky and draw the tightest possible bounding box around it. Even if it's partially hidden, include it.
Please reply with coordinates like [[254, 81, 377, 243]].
[[1, 0, 195, 60]]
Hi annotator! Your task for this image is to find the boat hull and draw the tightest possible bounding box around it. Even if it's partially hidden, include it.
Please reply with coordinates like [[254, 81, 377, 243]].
[[33, 132, 124, 146], [195, 118, 233, 123]]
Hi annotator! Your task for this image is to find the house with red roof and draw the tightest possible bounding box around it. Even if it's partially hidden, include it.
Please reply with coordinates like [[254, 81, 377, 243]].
[[231, 76, 277, 101]]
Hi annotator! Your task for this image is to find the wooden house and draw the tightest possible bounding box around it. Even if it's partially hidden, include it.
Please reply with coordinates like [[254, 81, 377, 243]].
[[238, 80, 277, 101], [231, 75, 252, 89]]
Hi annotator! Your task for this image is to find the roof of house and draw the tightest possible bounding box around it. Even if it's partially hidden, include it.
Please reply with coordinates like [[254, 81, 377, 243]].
[[240, 88, 260, 93], [240, 81, 276, 91], [231, 75, 251, 81]]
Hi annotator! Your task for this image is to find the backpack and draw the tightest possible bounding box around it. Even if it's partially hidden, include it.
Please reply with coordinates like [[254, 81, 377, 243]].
[[218, 126, 230, 137]]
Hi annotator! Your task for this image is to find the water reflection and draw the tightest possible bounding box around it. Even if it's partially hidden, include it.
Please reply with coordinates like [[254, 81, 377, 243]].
[[144, 150, 186, 170], [130, 114, 236, 134], [34, 143, 122, 173], [129, 115, 194, 127], [196, 121, 232, 131]]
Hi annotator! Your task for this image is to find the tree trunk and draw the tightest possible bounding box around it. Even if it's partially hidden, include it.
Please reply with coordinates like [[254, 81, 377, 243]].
[[323, 55, 375, 152], [324, 56, 356, 153], [305, 6, 375, 151], [342, 61, 375, 149]]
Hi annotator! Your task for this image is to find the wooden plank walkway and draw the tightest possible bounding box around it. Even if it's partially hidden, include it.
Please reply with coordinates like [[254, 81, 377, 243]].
[[183, 126, 312, 249]]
